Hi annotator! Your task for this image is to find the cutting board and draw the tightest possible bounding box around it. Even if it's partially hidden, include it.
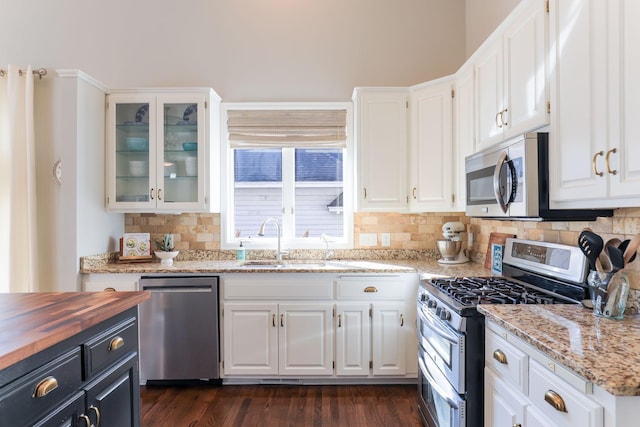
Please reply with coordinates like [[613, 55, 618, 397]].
[[484, 232, 516, 269]]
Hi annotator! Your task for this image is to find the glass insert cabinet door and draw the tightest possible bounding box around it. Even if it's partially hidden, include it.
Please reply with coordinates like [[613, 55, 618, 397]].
[[113, 99, 156, 206], [108, 93, 207, 211], [158, 97, 205, 207]]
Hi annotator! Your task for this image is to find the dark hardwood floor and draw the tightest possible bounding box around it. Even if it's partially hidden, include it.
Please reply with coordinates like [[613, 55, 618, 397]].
[[141, 384, 422, 426]]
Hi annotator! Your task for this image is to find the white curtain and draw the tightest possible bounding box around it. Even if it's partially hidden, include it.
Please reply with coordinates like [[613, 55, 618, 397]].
[[0, 64, 39, 292]]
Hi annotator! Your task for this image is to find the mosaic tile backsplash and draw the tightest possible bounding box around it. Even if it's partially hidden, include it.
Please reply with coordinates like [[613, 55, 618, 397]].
[[124, 207, 640, 291]]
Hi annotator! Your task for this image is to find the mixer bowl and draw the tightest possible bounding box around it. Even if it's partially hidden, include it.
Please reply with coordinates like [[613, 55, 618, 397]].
[[436, 240, 462, 260]]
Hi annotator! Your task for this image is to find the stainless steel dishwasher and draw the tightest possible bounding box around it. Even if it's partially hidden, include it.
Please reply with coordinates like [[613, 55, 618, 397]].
[[139, 276, 220, 385]]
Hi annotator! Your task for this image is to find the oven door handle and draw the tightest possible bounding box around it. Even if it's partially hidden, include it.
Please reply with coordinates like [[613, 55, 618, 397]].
[[418, 357, 460, 409], [419, 306, 459, 344]]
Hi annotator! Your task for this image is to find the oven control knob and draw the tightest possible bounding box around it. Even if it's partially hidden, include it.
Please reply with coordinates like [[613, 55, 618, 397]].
[[420, 293, 428, 302], [427, 300, 437, 309], [439, 309, 451, 321], [435, 306, 442, 316]]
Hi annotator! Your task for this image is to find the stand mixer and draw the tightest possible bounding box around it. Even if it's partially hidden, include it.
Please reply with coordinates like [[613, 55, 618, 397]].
[[436, 221, 470, 264]]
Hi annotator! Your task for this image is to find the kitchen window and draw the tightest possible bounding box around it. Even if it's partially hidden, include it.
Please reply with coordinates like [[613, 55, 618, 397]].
[[221, 103, 354, 250]]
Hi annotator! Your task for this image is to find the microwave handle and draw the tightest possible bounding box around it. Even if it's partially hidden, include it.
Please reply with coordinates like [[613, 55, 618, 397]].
[[493, 150, 516, 214]]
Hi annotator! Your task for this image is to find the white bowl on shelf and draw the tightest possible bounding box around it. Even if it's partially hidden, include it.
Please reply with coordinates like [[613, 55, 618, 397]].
[[154, 251, 179, 266], [129, 160, 147, 177]]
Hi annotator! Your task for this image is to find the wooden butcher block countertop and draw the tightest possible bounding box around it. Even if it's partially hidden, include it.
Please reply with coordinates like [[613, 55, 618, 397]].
[[0, 291, 149, 372]]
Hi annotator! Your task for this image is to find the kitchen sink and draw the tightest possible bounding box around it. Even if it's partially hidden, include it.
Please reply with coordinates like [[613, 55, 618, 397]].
[[237, 260, 364, 270]]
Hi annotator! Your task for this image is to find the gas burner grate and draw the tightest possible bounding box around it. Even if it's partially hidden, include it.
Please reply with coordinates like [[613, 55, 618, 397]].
[[429, 276, 568, 306]]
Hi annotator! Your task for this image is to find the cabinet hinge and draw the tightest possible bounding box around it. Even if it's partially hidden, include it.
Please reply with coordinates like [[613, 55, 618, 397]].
[[451, 89, 455, 98], [547, 101, 551, 114], [333, 361, 335, 369], [333, 307, 336, 317], [369, 361, 373, 369], [451, 194, 456, 204], [406, 100, 409, 109], [369, 308, 373, 318], [546, 0, 550, 13], [205, 101, 208, 109]]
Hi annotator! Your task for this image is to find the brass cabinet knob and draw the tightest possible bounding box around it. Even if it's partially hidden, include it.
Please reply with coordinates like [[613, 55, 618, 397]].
[[108, 336, 124, 351], [33, 376, 58, 398]]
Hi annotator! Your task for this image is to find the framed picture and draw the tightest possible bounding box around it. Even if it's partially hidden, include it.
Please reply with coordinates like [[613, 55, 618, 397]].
[[119, 233, 153, 262]]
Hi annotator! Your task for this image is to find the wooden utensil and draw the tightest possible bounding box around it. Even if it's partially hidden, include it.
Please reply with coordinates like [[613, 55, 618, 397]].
[[619, 234, 640, 265]]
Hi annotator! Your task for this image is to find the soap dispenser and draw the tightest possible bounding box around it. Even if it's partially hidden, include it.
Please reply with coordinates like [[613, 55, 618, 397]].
[[237, 241, 246, 261]]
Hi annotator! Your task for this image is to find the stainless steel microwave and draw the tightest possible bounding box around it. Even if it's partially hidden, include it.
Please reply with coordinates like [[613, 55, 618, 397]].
[[464, 132, 612, 220]]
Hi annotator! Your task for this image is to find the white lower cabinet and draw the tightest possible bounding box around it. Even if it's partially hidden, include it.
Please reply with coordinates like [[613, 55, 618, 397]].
[[223, 302, 333, 376], [485, 368, 527, 427], [335, 303, 370, 376], [485, 320, 604, 427], [221, 272, 418, 381], [371, 303, 407, 376]]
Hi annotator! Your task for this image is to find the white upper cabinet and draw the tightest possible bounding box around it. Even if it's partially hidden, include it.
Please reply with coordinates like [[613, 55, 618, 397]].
[[608, 0, 640, 200], [474, 0, 548, 151], [549, 0, 640, 208], [106, 88, 220, 213], [454, 63, 475, 211], [408, 77, 455, 212], [353, 88, 409, 212]]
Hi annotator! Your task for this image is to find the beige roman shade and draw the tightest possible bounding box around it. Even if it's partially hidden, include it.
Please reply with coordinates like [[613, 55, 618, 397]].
[[228, 109, 347, 148]]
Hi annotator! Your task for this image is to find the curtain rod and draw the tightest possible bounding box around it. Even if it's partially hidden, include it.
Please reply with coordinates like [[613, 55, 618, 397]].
[[0, 68, 48, 79]]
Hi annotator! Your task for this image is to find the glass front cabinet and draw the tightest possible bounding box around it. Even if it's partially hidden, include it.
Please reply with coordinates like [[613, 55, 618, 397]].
[[106, 88, 221, 212]]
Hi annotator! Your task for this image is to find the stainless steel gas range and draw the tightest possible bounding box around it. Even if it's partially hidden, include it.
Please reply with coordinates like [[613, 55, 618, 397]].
[[417, 238, 590, 427]]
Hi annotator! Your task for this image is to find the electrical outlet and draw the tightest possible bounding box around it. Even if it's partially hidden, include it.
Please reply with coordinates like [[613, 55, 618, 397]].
[[359, 233, 377, 247], [381, 233, 391, 247]]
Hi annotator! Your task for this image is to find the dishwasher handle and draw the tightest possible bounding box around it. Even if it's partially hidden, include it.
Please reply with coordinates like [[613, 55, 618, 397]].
[[142, 285, 212, 293]]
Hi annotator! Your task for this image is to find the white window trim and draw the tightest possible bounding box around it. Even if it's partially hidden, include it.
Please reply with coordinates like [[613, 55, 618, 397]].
[[220, 102, 354, 250]]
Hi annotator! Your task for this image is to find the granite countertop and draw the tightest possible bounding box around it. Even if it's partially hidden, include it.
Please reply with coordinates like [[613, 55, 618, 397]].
[[81, 257, 492, 277], [478, 304, 640, 396], [0, 292, 149, 372]]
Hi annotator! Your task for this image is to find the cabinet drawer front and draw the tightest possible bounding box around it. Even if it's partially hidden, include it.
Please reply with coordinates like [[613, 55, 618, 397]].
[[485, 329, 528, 392], [336, 277, 409, 300], [224, 278, 333, 300], [84, 317, 138, 379], [0, 348, 82, 427], [529, 360, 604, 427]]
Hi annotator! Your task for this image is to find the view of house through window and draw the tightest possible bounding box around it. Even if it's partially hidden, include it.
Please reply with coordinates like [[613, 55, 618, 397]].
[[233, 148, 344, 240], [223, 104, 352, 249]]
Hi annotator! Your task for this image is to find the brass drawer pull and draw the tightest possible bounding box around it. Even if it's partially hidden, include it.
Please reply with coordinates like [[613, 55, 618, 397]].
[[272, 313, 276, 327], [400, 314, 404, 327], [108, 336, 124, 351], [89, 405, 101, 427], [103, 287, 116, 292], [364, 286, 378, 293], [544, 390, 567, 412], [280, 314, 284, 327], [79, 414, 91, 427], [492, 349, 508, 364], [33, 376, 58, 398], [605, 148, 617, 175], [338, 314, 342, 327], [592, 151, 604, 177]]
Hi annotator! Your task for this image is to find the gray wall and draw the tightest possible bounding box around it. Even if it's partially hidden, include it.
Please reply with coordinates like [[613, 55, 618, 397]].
[[465, 0, 521, 57], [1, 0, 467, 101]]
